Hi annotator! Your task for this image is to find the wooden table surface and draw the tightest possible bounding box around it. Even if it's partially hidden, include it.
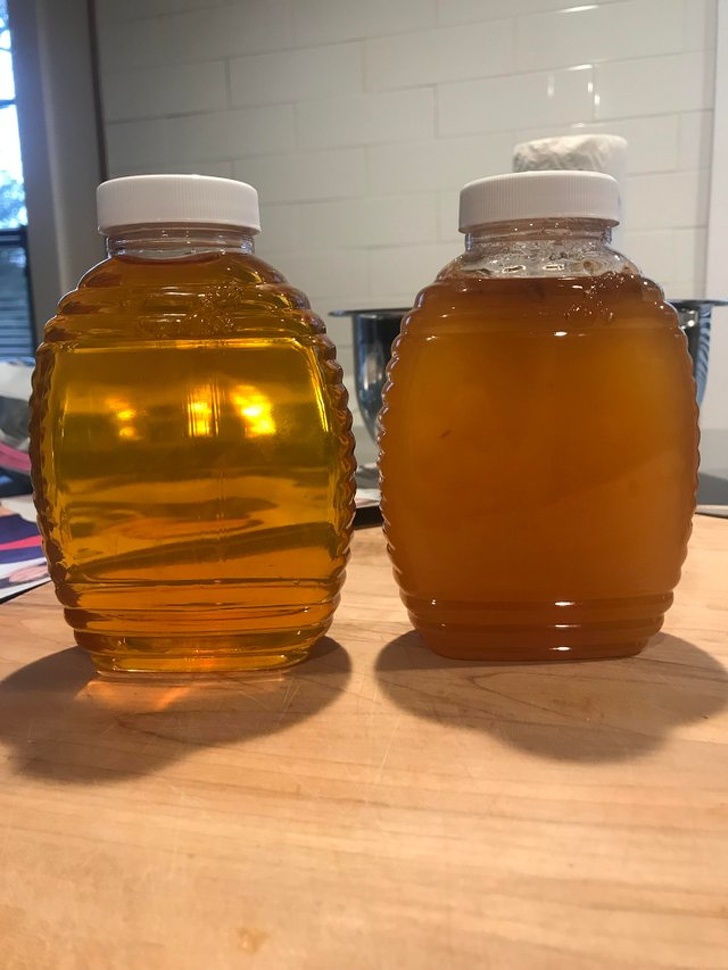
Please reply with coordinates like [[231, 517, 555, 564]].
[[1, 515, 727, 969]]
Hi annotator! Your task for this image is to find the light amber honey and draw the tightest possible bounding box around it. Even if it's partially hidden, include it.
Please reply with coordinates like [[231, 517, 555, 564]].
[[31, 250, 355, 674]]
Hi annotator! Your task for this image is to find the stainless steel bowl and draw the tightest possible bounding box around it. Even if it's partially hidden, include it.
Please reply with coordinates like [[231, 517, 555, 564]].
[[669, 299, 728, 405], [331, 308, 410, 441]]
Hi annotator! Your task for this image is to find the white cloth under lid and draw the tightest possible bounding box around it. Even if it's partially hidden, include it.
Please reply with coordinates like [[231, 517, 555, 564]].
[[513, 134, 626, 180], [513, 134, 627, 239]]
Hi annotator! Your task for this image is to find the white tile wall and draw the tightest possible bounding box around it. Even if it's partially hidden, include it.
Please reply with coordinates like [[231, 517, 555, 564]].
[[678, 111, 714, 169], [623, 227, 708, 292], [166, 104, 296, 160], [103, 61, 227, 122], [439, 65, 596, 135], [275, 248, 369, 301], [97, 1, 293, 59], [436, 0, 620, 25], [253, 202, 300, 254], [230, 43, 363, 107], [292, 0, 436, 46], [302, 195, 439, 249], [683, 0, 720, 50], [296, 89, 435, 150], [622, 230, 675, 284], [104, 119, 171, 171], [95, 0, 719, 441], [95, 16, 166, 73], [366, 132, 515, 195], [169, 2, 294, 61], [96, 0, 233, 20], [364, 20, 514, 90], [625, 171, 710, 230], [595, 51, 714, 119], [515, 0, 686, 71], [235, 148, 367, 204], [369, 243, 459, 298]]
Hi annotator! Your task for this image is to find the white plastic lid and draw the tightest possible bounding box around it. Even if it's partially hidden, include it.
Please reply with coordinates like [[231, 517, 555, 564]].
[[459, 170, 620, 232], [97, 174, 261, 234]]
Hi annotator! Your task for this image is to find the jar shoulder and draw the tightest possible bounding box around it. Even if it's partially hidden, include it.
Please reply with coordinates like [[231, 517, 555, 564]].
[[42, 253, 328, 343], [401, 269, 678, 334]]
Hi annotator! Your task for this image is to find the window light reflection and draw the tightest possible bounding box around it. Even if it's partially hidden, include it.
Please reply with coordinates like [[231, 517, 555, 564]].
[[186, 393, 215, 438], [231, 385, 276, 437], [108, 397, 139, 441]]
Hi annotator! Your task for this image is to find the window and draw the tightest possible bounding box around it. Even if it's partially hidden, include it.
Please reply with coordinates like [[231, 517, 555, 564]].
[[0, 0, 33, 359]]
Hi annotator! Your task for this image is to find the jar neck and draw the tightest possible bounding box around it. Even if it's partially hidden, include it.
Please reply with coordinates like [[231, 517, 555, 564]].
[[454, 217, 633, 279], [106, 225, 256, 259], [464, 218, 614, 253]]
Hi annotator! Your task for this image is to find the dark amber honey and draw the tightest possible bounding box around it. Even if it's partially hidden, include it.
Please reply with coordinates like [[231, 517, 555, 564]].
[[380, 271, 698, 661]]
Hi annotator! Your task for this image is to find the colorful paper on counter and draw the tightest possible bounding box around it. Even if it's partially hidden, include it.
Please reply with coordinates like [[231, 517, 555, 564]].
[[0, 498, 49, 603]]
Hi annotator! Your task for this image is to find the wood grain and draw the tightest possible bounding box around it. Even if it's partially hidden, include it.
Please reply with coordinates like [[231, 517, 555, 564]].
[[1, 515, 727, 969]]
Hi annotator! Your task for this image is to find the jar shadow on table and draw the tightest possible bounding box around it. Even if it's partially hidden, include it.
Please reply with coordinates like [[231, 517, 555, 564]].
[[0, 639, 351, 785], [375, 632, 728, 763]]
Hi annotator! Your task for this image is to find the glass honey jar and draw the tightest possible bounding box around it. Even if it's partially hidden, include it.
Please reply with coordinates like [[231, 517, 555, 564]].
[[380, 171, 698, 661], [31, 175, 355, 676]]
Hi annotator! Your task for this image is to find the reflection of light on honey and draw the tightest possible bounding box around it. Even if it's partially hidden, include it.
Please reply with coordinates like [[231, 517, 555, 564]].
[[187, 393, 216, 438], [231, 386, 276, 437], [108, 398, 139, 441], [85, 679, 193, 713]]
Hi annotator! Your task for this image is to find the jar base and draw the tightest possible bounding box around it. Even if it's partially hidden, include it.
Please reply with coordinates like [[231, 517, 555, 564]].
[[406, 593, 667, 663], [415, 630, 648, 663], [75, 627, 329, 677]]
